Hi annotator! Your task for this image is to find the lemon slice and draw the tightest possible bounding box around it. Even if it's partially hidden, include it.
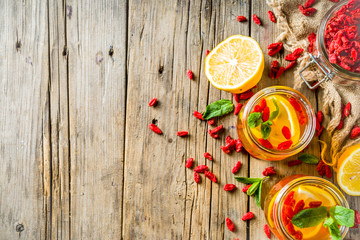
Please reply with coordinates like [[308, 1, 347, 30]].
[[250, 95, 300, 146], [337, 143, 360, 196], [205, 35, 264, 93]]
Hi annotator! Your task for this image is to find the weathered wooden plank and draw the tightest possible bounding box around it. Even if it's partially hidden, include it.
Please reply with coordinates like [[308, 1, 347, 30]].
[[65, 0, 127, 239], [0, 0, 50, 239]]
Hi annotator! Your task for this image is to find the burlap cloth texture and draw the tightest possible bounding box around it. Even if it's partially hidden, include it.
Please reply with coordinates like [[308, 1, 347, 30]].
[[267, 0, 360, 166]]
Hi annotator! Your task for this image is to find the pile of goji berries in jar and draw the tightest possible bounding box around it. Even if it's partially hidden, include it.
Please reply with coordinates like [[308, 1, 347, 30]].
[[325, 0, 360, 72]]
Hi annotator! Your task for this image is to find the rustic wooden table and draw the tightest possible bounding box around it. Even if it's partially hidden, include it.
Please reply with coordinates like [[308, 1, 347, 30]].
[[1, 0, 359, 239]]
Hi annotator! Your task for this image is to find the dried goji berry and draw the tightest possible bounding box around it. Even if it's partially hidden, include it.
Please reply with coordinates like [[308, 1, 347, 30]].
[[187, 69, 193, 79], [281, 212, 290, 226], [294, 231, 303, 240], [309, 201, 322, 208], [276, 67, 285, 78], [148, 123, 162, 134], [259, 98, 267, 111], [277, 140, 293, 150], [325, 165, 332, 178], [253, 105, 262, 112], [207, 118, 215, 125], [316, 125, 324, 138], [288, 160, 302, 167], [351, 126, 360, 139], [206, 49, 210, 56], [237, 16, 247, 22], [221, 139, 236, 154], [194, 172, 201, 183], [253, 14, 261, 25], [205, 171, 217, 182], [317, 160, 326, 176], [283, 205, 295, 220], [282, 126, 291, 140], [262, 166, 276, 176], [193, 111, 204, 120], [210, 125, 223, 134], [242, 184, 251, 193], [337, 119, 344, 130], [353, 210, 360, 229], [232, 161, 242, 174], [262, 106, 270, 122], [299, 5, 316, 16], [285, 61, 297, 71], [226, 217, 235, 232], [284, 191, 295, 205], [264, 224, 271, 239], [285, 48, 304, 61], [204, 152, 213, 161], [267, 11, 276, 23], [194, 165, 208, 173], [304, 0, 315, 8], [299, 111, 307, 125], [234, 103, 242, 115], [294, 200, 305, 214], [242, 212, 254, 221], [344, 102, 351, 117], [148, 98, 158, 107], [208, 129, 219, 139], [269, 60, 280, 79], [177, 131, 189, 137], [259, 138, 273, 149], [289, 97, 302, 112], [185, 158, 193, 168], [224, 184, 237, 191], [235, 139, 243, 152], [268, 42, 283, 56], [239, 90, 254, 100], [233, 93, 241, 103], [317, 110, 323, 124], [308, 32, 316, 53]]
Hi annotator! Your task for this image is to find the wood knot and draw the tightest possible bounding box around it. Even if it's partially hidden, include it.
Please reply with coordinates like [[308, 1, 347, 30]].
[[62, 46, 68, 56], [151, 118, 158, 124], [15, 40, 21, 51], [109, 46, 114, 57], [16, 224, 24, 232], [158, 66, 164, 74]]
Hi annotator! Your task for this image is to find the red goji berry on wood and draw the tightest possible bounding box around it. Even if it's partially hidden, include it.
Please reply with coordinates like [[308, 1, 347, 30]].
[[268, 42, 283, 56], [353, 210, 360, 229], [242, 184, 252, 193], [148, 98, 158, 107], [194, 172, 201, 183], [187, 69, 193, 80], [282, 126, 291, 140], [204, 152, 213, 161], [288, 160, 302, 167], [210, 125, 223, 134], [239, 90, 254, 100], [177, 131, 189, 137], [233, 93, 241, 103], [185, 158, 194, 168], [205, 171, 217, 182], [285, 61, 297, 71], [193, 111, 204, 120], [232, 161, 242, 174], [277, 140, 293, 150], [226, 217, 235, 232], [242, 212, 254, 221], [148, 124, 162, 134], [235, 139, 243, 152], [237, 16, 247, 22], [316, 125, 324, 138], [325, 165, 332, 178], [234, 103, 242, 115], [351, 126, 360, 139], [263, 166, 276, 176], [253, 14, 261, 25], [264, 224, 271, 239], [223, 184, 237, 191], [317, 110, 324, 124], [194, 165, 208, 173], [207, 118, 215, 125], [259, 138, 274, 149], [267, 11, 276, 23], [276, 67, 285, 78], [206, 49, 210, 56]]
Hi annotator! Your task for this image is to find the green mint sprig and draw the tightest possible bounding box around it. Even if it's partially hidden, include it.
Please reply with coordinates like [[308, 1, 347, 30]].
[[261, 120, 272, 139], [234, 176, 269, 208], [269, 99, 279, 120], [202, 99, 234, 120], [298, 153, 320, 164], [248, 112, 262, 128]]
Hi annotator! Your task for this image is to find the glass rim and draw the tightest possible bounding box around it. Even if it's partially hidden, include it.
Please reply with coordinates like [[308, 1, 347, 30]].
[[317, 0, 360, 79], [241, 86, 316, 156], [273, 176, 349, 240]]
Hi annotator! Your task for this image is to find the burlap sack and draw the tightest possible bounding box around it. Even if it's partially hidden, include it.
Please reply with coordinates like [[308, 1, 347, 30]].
[[266, 0, 360, 166]]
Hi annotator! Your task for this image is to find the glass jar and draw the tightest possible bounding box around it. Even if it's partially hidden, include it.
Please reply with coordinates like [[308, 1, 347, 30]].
[[236, 86, 316, 161], [300, 0, 360, 89], [264, 175, 349, 240]]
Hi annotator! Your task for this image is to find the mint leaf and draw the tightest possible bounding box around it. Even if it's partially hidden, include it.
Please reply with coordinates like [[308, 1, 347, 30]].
[[248, 112, 262, 128], [269, 99, 279, 120], [291, 206, 328, 228], [234, 177, 263, 184], [254, 180, 263, 209], [298, 153, 319, 165], [330, 206, 355, 227], [247, 180, 260, 196], [261, 121, 272, 140], [323, 217, 342, 240], [202, 99, 234, 120]]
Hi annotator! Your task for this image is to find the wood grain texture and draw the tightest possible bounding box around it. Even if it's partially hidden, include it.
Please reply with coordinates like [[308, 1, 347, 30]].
[[0, 0, 49, 239]]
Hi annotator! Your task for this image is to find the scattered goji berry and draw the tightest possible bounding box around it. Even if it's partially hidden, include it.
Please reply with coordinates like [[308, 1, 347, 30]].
[[233, 93, 241, 103], [253, 14, 261, 25], [234, 103, 242, 115], [205, 171, 217, 182], [235, 139, 243, 152], [294, 200, 305, 214], [194, 165, 208, 173], [344, 102, 351, 117], [259, 138, 273, 149], [337, 119, 344, 130], [194, 172, 201, 183], [204, 152, 213, 161], [263, 166, 276, 176], [206, 49, 210, 56], [177, 131, 189, 137], [284, 191, 295, 205], [242, 212, 254, 221], [262, 106, 270, 121], [221, 139, 236, 154], [226, 217, 235, 232], [207, 118, 215, 125], [187, 69, 193, 79], [186, 158, 194, 168], [308, 32, 316, 53], [288, 160, 302, 167], [325, 165, 332, 178], [193, 111, 204, 120], [282, 126, 291, 140], [317, 160, 326, 176], [317, 110, 323, 124], [353, 210, 360, 229], [237, 16, 247, 22], [264, 224, 271, 239], [299, 5, 316, 16], [304, 0, 315, 8], [294, 231, 303, 240], [285, 48, 304, 61], [309, 201, 322, 208], [289, 97, 302, 112], [277, 140, 293, 150], [258, 98, 267, 111], [268, 42, 283, 56], [148, 98, 158, 107], [148, 123, 162, 134], [316, 125, 324, 138], [210, 125, 223, 134], [232, 161, 242, 174], [276, 66, 285, 78], [239, 90, 254, 100], [267, 11, 276, 23], [269, 60, 279, 79], [351, 126, 360, 139], [224, 184, 237, 191], [285, 61, 297, 71], [242, 184, 252, 193]]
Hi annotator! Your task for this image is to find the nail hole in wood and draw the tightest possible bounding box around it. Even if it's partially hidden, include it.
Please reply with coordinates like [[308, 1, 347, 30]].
[[16, 224, 24, 232], [15, 40, 21, 51], [62, 46, 68, 56], [158, 66, 164, 74], [168, 138, 173, 143], [109, 46, 114, 57]]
